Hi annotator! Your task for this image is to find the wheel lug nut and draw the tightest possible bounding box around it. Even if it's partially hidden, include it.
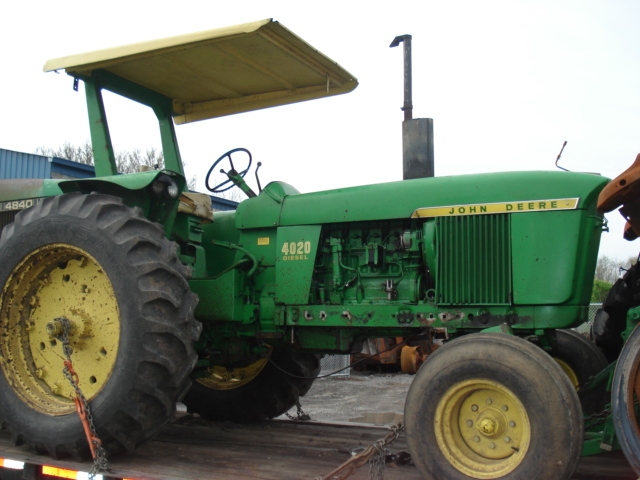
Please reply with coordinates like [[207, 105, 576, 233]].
[[486, 398, 493, 405], [489, 442, 496, 449], [473, 436, 480, 443], [471, 404, 478, 412], [509, 421, 516, 427], [504, 437, 511, 443], [466, 420, 473, 427], [502, 405, 508, 411]]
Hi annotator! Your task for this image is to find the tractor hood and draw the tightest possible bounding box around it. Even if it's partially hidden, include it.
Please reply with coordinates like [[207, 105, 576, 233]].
[[235, 171, 610, 229], [44, 19, 358, 123]]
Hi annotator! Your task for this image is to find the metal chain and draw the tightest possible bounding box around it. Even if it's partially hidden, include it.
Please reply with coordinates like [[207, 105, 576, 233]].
[[583, 408, 611, 429], [368, 423, 402, 480], [583, 402, 638, 430], [54, 317, 110, 478], [317, 423, 404, 480], [368, 443, 385, 480], [285, 400, 311, 421]]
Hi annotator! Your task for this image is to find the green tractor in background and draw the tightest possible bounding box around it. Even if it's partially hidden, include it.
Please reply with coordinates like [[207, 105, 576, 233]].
[[1, 18, 640, 480]]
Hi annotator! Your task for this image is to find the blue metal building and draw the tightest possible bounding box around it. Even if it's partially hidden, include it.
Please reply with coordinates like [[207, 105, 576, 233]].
[[0, 148, 95, 180]]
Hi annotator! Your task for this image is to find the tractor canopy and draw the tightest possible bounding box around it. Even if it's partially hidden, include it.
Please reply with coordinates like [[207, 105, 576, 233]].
[[44, 19, 358, 124]]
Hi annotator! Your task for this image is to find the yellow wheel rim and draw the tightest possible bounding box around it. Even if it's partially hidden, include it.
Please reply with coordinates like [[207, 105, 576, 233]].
[[196, 347, 272, 390], [435, 379, 531, 479], [554, 358, 580, 389], [0, 244, 120, 415]]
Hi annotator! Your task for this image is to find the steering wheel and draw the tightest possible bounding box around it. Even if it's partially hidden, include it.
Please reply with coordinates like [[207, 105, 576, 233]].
[[205, 148, 252, 193]]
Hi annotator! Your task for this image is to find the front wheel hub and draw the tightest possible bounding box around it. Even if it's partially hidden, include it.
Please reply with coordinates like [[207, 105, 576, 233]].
[[435, 379, 531, 478]]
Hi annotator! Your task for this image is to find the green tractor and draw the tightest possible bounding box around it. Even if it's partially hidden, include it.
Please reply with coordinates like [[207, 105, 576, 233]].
[[1, 18, 639, 479]]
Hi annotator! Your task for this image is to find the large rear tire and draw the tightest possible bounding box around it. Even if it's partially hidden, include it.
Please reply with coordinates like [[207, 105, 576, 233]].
[[183, 347, 320, 422], [404, 333, 583, 480], [611, 323, 640, 475], [0, 193, 201, 459]]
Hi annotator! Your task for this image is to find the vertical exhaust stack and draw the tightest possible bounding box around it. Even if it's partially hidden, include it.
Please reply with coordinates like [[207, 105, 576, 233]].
[[390, 35, 434, 179]]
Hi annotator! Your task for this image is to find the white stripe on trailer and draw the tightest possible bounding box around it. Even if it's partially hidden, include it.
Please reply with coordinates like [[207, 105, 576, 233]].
[[0, 457, 25, 469]]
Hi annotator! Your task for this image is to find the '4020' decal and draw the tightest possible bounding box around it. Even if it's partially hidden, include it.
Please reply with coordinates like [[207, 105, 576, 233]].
[[281, 241, 311, 261]]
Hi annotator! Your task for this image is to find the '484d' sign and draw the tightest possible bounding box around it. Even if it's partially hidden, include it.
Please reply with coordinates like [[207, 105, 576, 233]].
[[411, 198, 579, 218], [0, 198, 42, 212]]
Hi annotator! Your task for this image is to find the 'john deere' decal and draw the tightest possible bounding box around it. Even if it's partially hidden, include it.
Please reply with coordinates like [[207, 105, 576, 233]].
[[411, 198, 579, 218]]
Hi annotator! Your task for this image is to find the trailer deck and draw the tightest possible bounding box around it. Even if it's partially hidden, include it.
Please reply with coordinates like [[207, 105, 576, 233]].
[[0, 418, 636, 479]]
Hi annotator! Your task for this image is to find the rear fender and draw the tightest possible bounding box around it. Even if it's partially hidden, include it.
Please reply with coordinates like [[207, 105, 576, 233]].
[[58, 170, 185, 232]]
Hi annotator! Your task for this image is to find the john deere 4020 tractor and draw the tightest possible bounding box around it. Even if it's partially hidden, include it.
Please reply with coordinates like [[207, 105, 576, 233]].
[[2, 18, 640, 480]]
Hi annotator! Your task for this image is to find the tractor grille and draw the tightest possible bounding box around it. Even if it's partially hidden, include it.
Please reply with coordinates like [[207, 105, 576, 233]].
[[436, 214, 511, 305], [0, 211, 17, 234]]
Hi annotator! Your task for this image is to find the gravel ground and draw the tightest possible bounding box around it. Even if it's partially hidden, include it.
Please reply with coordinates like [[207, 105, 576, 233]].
[[282, 370, 413, 424]]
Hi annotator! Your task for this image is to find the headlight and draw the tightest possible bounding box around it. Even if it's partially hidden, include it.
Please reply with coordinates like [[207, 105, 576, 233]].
[[152, 174, 179, 199], [166, 182, 179, 198]]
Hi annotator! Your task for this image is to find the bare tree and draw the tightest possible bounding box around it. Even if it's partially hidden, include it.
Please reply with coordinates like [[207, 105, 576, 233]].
[[594, 254, 639, 284], [35, 141, 164, 173], [38, 142, 209, 194], [36, 141, 94, 165], [216, 186, 244, 203], [115, 147, 164, 174]]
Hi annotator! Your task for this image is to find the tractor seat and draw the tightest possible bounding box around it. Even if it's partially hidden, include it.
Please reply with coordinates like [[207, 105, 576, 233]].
[[178, 192, 214, 223]]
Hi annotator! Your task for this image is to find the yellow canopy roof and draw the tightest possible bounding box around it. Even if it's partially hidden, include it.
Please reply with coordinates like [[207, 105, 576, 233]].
[[44, 19, 358, 124]]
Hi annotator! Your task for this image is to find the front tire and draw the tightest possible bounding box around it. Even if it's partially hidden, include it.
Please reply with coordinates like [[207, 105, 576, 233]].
[[404, 333, 583, 480], [184, 347, 320, 422], [0, 193, 200, 459]]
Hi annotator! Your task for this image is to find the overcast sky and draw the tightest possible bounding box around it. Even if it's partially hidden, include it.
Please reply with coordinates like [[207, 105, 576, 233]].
[[1, 0, 639, 262]]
